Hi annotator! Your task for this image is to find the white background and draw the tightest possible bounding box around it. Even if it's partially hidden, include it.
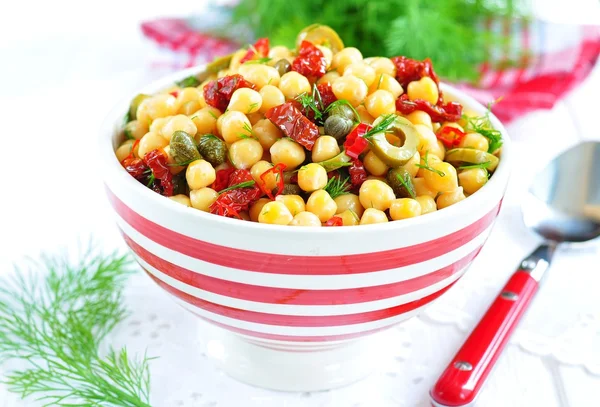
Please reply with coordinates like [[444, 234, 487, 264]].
[[0, 1, 599, 406]]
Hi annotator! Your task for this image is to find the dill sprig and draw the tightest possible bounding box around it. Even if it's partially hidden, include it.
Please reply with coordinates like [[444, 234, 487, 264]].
[[324, 100, 360, 124], [463, 102, 503, 153], [295, 84, 325, 123], [219, 180, 256, 194], [459, 161, 491, 170], [243, 57, 272, 65], [324, 176, 351, 199], [0, 245, 152, 407], [363, 114, 397, 139], [415, 151, 445, 177]]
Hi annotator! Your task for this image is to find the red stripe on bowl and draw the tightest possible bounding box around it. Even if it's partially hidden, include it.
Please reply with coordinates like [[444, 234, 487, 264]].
[[124, 232, 481, 305], [108, 189, 500, 274], [146, 271, 454, 327]]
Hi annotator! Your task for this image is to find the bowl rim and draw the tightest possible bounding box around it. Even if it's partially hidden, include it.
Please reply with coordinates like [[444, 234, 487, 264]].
[[100, 65, 511, 235]]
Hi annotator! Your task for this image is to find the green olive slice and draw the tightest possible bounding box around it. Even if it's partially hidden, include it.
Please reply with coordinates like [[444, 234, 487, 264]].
[[369, 116, 419, 168], [296, 24, 344, 54], [316, 150, 352, 172], [445, 148, 500, 171]]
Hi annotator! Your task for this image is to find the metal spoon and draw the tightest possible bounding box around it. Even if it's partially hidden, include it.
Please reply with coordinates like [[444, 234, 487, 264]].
[[430, 141, 600, 407]]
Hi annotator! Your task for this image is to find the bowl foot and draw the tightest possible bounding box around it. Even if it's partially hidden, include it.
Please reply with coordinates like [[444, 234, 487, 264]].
[[200, 324, 388, 392]]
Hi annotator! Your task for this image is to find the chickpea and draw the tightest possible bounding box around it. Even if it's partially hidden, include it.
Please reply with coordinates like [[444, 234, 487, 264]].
[[339, 209, 360, 226], [437, 187, 466, 209], [276, 194, 306, 216], [124, 120, 147, 140], [115, 140, 135, 162], [259, 201, 294, 225], [415, 124, 445, 160], [344, 62, 377, 87], [163, 145, 185, 175], [149, 117, 169, 135], [413, 178, 437, 198], [268, 45, 292, 60], [136, 94, 179, 126], [298, 163, 328, 192], [138, 131, 168, 158], [179, 100, 203, 115], [248, 160, 272, 187], [238, 64, 281, 89], [334, 193, 364, 218], [366, 57, 396, 77], [229, 138, 263, 169], [407, 77, 439, 105], [249, 198, 271, 222], [365, 90, 396, 118], [289, 211, 322, 227], [360, 208, 388, 225], [160, 114, 197, 141], [229, 49, 251, 71], [415, 195, 437, 214], [306, 190, 337, 222], [332, 47, 363, 74], [312, 136, 340, 162], [317, 70, 341, 86], [363, 150, 389, 177], [259, 85, 285, 113], [316, 45, 333, 69], [459, 132, 490, 152], [402, 151, 421, 178], [359, 179, 395, 211], [459, 168, 488, 194], [169, 194, 191, 207], [186, 160, 216, 190], [390, 198, 422, 220], [405, 110, 433, 129], [355, 105, 375, 124], [247, 112, 264, 126], [368, 73, 403, 99], [253, 119, 283, 149], [227, 88, 262, 114], [423, 161, 458, 193], [278, 71, 311, 99], [239, 211, 251, 221], [332, 75, 368, 107], [270, 138, 306, 170], [219, 111, 252, 143], [190, 107, 221, 137], [177, 87, 202, 106]]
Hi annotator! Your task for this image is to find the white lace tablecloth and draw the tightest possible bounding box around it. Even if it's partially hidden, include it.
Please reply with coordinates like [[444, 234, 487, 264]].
[[0, 3, 599, 406]]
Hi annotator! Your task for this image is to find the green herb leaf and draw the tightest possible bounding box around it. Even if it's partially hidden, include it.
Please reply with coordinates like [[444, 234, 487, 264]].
[[295, 88, 324, 122], [363, 114, 397, 139], [124, 128, 135, 140], [176, 75, 201, 88], [324, 176, 351, 200], [247, 102, 260, 114], [146, 173, 156, 187], [244, 57, 272, 64], [396, 173, 416, 198], [324, 99, 360, 124], [0, 246, 152, 407], [208, 111, 218, 120], [458, 161, 491, 170], [463, 103, 503, 153], [415, 151, 445, 177], [219, 180, 256, 194]]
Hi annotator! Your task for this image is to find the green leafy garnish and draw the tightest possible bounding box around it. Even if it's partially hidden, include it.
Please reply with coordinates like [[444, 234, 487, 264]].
[[0, 246, 152, 407], [247, 102, 260, 113], [415, 151, 445, 177], [176, 75, 201, 88], [219, 180, 256, 194], [376, 73, 384, 90], [362, 114, 397, 139], [146, 173, 156, 187], [397, 173, 416, 198], [208, 111, 218, 120], [324, 99, 360, 124], [459, 161, 491, 170], [244, 57, 272, 64], [124, 127, 135, 140], [324, 176, 351, 200], [464, 103, 503, 153], [295, 84, 324, 122]]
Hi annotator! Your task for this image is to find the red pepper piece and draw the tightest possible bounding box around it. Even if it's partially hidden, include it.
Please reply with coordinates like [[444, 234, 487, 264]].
[[169, 90, 179, 98], [212, 168, 236, 192], [436, 126, 467, 148], [228, 169, 254, 186], [258, 163, 287, 199], [143, 149, 174, 196], [240, 38, 270, 64], [343, 123, 372, 159], [204, 74, 256, 111], [292, 41, 327, 81], [123, 139, 141, 162], [209, 185, 262, 219], [265, 102, 319, 150], [391, 56, 440, 89], [396, 94, 463, 123], [348, 158, 368, 188], [121, 157, 149, 182], [316, 82, 337, 109], [324, 216, 343, 227]]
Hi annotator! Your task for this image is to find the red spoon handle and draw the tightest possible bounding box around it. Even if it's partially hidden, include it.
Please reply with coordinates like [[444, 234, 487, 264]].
[[430, 270, 539, 407]]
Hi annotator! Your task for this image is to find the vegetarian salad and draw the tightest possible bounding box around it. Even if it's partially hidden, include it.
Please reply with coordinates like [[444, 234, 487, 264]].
[[116, 25, 502, 226]]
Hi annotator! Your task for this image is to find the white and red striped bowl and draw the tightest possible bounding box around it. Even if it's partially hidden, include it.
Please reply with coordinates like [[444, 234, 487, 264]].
[[101, 67, 511, 391]]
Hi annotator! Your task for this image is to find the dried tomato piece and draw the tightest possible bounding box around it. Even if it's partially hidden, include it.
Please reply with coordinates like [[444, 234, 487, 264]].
[[122, 157, 149, 182], [212, 168, 236, 192], [204, 74, 256, 111], [343, 123, 372, 159], [258, 163, 286, 199], [348, 158, 368, 188], [265, 102, 319, 150], [210, 186, 262, 219], [316, 82, 337, 109], [324, 216, 343, 227], [436, 126, 467, 148], [396, 94, 463, 123], [292, 41, 327, 81], [143, 149, 174, 196], [240, 38, 270, 63], [391, 56, 440, 89]]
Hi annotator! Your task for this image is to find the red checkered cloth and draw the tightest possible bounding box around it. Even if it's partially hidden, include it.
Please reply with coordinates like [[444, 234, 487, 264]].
[[141, 18, 600, 122]]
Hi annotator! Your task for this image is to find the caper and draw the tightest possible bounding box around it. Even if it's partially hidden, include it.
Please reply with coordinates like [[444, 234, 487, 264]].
[[327, 104, 355, 121], [387, 167, 416, 199], [171, 173, 188, 195], [197, 134, 227, 166], [170, 131, 202, 164], [274, 59, 291, 77], [324, 115, 353, 141], [281, 184, 302, 195], [128, 93, 149, 122]]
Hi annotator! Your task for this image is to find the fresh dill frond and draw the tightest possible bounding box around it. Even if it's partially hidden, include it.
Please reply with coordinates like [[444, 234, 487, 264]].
[[208, 111, 218, 120], [0, 246, 152, 407], [459, 161, 491, 170], [244, 57, 272, 65], [324, 176, 351, 199], [363, 114, 397, 139], [463, 101, 503, 153], [295, 86, 324, 122], [415, 151, 445, 177], [396, 173, 416, 199], [219, 180, 256, 194], [247, 102, 260, 114]]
